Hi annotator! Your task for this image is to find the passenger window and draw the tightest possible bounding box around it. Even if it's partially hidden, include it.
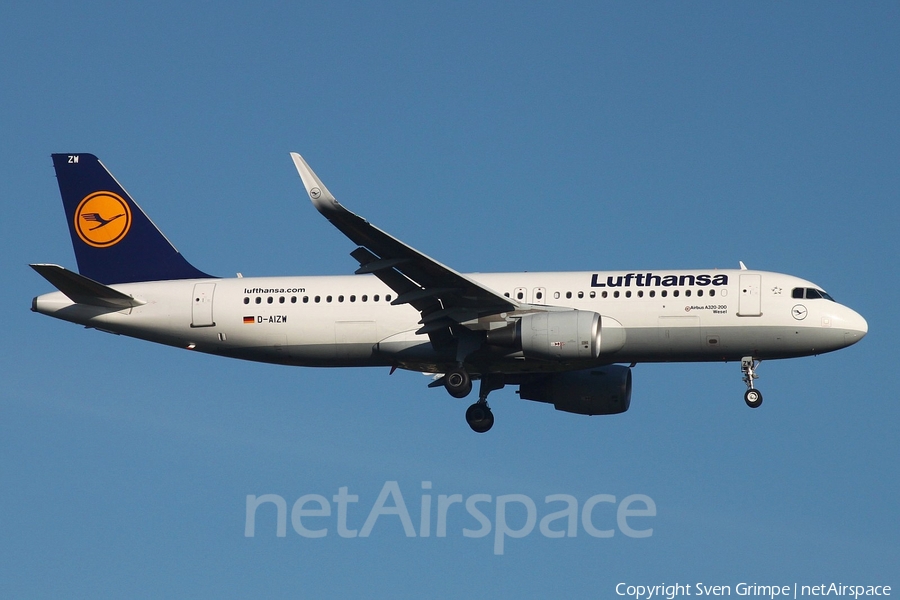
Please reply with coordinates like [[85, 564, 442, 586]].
[[350, 295, 356, 302], [291, 296, 297, 303], [327, 296, 333, 303], [314, 296, 321, 303], [267, 296, 273, 304], [685, 290, 691, 297], [504, 292, 510, 298], [577, 291, 584, 299], [638, 290, 643, 298], [303, 296, 309, 303], [279, 296, 285, 303], [673, 290, 679, 297], [589, 291, 595, 299], [649, 290, 655, 298], [244, 297, 250, 304], [602, 291, 608, 299], [338, 295, 344, 302], [697, 290, 703, 297], [614, 291, 620, 298], [625, 291, 631, 298], [709, 290, 715, 297], [386, 295, 392, 302], [566, 292, 572, 299], [362, 295, 368, 302], [374, 295, 380, 302], [255, 297, 262, 304], [661, 290, 667, 298], [554, 292, 560, 299]]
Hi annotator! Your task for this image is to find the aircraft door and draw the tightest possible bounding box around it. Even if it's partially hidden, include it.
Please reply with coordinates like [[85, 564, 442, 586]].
[[533, 287, 546, 305], [737, 274, 762, 317], [191, 282, 216, 327]]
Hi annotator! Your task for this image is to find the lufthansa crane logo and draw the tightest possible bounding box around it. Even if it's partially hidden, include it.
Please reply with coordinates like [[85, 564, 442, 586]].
[[74, 191, 132, 248], [791, 304, 808, 320]]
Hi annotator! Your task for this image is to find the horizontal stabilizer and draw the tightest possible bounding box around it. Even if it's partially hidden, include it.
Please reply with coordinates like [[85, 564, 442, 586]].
[[30, 264, 145, 309]]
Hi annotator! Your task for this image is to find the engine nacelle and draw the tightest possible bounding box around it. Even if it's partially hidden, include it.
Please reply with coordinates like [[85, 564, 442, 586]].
[[518, 365, 632, 415], [486, 310, 625, 361]]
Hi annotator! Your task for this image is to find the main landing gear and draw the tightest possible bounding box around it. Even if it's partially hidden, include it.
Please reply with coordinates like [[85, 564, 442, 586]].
[[465, 402, 494, 434], [442, 368, 502, 433], [741, 356, 763, 408], [444, 367, 472, 398]]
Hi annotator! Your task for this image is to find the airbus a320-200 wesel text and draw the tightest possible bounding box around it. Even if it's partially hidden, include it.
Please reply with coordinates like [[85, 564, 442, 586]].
[[31, 153, 868, 432]]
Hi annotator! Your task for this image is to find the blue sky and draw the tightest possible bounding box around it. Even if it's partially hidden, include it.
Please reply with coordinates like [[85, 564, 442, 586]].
[[2, 2, 897, 597]]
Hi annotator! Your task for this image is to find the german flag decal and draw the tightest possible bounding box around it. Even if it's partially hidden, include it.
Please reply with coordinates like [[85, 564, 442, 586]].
[[243, 316, 255, 324]]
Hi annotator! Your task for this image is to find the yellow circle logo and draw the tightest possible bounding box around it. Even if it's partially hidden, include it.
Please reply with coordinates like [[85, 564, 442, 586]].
[[74, 191, 132, 248]]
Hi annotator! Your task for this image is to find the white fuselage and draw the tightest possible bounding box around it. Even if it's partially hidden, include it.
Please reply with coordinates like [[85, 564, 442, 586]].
[[32, 268, 868, 375]]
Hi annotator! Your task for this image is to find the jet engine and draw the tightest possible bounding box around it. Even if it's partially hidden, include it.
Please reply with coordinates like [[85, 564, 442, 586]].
[[518, 365, 632, 415], [486, 310, 625, 360]]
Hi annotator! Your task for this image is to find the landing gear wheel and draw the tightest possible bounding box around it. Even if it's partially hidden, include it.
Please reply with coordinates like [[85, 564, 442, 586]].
[[744, 389, 763, 409], [465, 402, 494, 433], [445, 368, 472, 399]]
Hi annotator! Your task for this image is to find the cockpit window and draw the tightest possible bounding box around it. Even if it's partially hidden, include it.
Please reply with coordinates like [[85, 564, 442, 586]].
[[793, 287, 835, 301]]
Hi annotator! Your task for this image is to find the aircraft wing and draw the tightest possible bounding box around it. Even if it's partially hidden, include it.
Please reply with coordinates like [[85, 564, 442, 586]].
[[291, 153, 520, 341]]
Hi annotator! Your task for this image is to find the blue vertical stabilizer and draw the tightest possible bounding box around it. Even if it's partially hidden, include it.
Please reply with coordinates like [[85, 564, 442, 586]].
[[52, 153, 213, 284]]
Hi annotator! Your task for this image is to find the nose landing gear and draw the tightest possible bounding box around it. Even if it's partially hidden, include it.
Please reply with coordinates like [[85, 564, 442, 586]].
[[741, 357, 763, 408]]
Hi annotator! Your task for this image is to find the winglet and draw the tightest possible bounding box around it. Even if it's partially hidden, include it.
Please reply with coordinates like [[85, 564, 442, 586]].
[[290, 153, 341, 216]]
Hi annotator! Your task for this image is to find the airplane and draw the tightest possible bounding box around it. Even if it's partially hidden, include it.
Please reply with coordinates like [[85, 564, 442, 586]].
[[31, 153, 868, 433]]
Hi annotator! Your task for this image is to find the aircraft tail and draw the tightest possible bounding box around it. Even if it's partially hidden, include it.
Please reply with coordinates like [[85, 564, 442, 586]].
[[51, 153, 212, 284]]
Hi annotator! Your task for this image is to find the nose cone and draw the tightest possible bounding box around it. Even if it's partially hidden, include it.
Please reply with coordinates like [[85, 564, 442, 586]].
[[839, 305, 868, 347]]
